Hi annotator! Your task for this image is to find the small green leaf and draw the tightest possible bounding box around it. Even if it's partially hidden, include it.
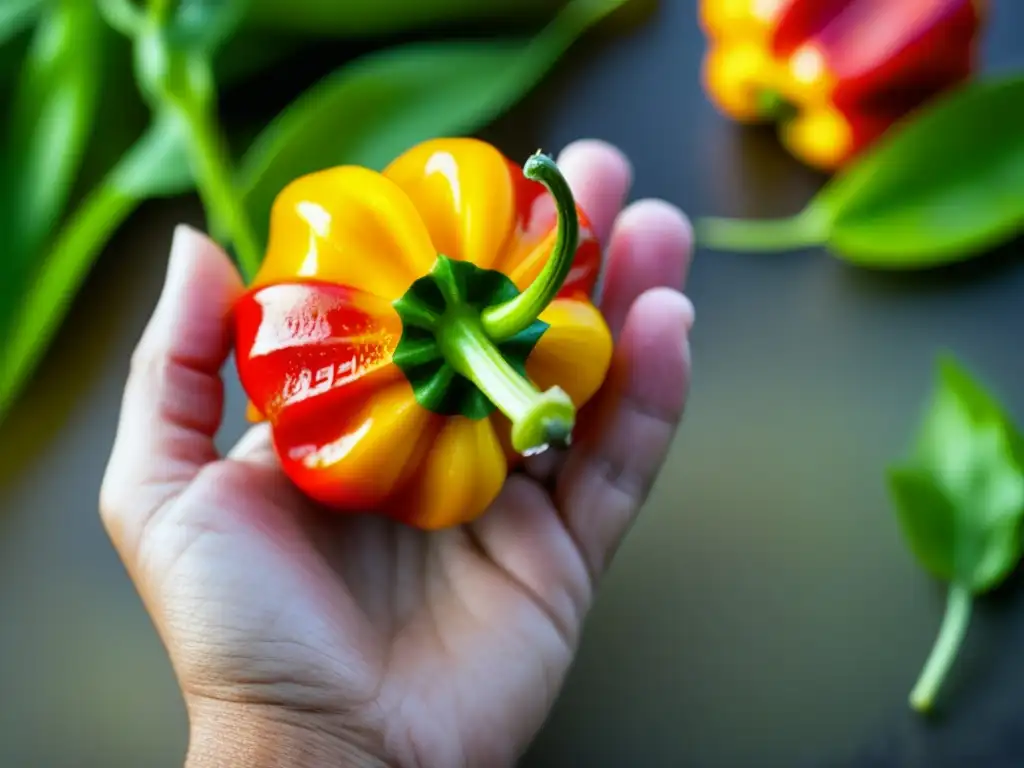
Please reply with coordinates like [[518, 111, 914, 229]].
[[237, 0, 627, 252], [893, 354, 1024, 592], [888, 354, 1024, 713], [887, 466, 957, 583], [695, 75, 1024, 269]]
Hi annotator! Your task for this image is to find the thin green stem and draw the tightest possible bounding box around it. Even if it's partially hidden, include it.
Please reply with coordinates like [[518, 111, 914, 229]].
[[146, 0, 173, 25], [437, 309, 574, 454], [174, 102, 262, 282], [97, 0, 144, 34], [909, 582, 973, 713], [479, 152, 579, 341], [695, 206, 832, 253]]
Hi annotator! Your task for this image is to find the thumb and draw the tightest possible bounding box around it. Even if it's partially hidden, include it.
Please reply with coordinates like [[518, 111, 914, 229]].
[[100, 225, 244, 559]]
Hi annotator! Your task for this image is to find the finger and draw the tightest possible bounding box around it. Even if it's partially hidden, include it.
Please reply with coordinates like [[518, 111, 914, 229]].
[[523, 198, 694, 485], [100, 226, 244, 554], [598, 198, 694, 340], [225, 422, 284, 475], [556, 139, 633, 247], [555, 286, 694, 582]]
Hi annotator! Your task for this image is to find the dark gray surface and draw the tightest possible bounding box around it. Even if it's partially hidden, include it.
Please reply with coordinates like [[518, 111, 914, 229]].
[[2, 1, 1024, 766]]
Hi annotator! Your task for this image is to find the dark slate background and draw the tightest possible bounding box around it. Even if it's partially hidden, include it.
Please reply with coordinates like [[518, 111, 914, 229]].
[[1, 1, 1023, 765]]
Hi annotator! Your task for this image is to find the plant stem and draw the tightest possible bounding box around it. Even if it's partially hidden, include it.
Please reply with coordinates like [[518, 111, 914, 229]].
[[173, 102, 262, 281], [437, 309, 574, 454], [909, 582, 973, 713], [480, 151, 578, 341], [695, 206, 832, 253]]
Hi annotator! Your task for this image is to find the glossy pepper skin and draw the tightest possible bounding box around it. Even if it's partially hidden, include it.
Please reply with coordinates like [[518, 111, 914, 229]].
[[233, 138, 613, 530], [700, 0, 986, 170]]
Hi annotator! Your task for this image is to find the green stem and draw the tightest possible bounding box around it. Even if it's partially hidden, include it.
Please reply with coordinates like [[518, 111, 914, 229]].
[[173, 101, 262, 281], [909, 582, 973, 713], [479, 151, 579, 341], [437, 308, 575, 454], [96, 0, 143, 34], [695, 206, 832, 253]]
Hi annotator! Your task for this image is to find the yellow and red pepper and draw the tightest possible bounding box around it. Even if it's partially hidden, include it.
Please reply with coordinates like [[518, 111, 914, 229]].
[[233, 138, 613, 530], [699, 0, 986, 170]]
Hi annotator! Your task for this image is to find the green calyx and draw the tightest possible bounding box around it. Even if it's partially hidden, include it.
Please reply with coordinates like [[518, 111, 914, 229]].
[[755, 88, 798, 123], [392, 151, 580, 455]]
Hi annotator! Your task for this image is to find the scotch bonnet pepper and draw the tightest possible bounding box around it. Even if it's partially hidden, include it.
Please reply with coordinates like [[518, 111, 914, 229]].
[[233, 138, 613, 529], [699, 0, 986, 170]]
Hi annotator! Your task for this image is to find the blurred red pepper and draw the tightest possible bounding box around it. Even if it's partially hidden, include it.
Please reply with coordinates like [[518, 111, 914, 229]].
[[699, 0, 987, 170]]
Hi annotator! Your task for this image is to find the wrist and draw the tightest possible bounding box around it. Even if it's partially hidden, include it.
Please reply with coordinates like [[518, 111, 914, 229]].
[[185, 700, 395, 768]]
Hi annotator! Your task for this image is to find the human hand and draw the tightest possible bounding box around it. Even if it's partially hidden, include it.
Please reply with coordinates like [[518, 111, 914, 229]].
[[100, 139, 694, 768]]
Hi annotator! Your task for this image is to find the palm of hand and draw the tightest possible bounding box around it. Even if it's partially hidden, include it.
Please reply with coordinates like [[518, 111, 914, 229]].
[[100, 141, 693, 767], [165, 452, 584, 766]]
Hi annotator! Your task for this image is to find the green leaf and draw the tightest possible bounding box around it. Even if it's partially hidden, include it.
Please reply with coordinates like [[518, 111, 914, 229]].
[[64, 25, 150, 216], [887, 466, 958, 583], [237, 0, 627, 252], [0, 0, 40, 48], [0, 0, 104, 364], [887, 353, 1024, 713], [0, 117, 192, 425], [892, 354, 1024, 592], [243, 0, 563, 36], [695, 75, 1024, 269], [0, 0, 103, 260]]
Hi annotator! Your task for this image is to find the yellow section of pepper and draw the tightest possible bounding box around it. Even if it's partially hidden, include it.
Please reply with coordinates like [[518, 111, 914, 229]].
[[383, 138, 517, 271], [253, 166, 437, 300], [699, 0, 852, 169]]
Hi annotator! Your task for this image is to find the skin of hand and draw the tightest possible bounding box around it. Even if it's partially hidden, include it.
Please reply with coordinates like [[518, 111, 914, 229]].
[[99, 139, 695, 768]]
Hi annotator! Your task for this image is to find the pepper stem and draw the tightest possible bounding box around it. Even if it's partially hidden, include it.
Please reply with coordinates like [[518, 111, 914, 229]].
[[480, 151, 579, 342], [695, 205, 832, 253], [909, 582, 973, 714], [437, 308, 574, 454]]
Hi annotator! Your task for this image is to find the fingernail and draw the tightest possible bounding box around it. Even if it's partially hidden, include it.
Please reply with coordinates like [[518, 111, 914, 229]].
[[161, 224, 203, 302], [679, 293, 696, 332]]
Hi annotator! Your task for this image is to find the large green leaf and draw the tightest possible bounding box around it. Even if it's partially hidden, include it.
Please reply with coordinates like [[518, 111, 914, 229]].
[[244, 0, 563, 36], [695, 75, 1024, 269], [238, 0, 627, 251], [0, 0, 104, 379]]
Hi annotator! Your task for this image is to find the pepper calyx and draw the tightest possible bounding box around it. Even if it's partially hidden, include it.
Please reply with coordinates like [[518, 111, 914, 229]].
[[393, 256, 574, 455], [755, 88, 799, 122]]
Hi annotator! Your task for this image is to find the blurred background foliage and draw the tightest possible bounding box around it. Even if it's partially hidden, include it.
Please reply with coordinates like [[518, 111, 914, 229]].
[[0, 0, 651, 435]]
